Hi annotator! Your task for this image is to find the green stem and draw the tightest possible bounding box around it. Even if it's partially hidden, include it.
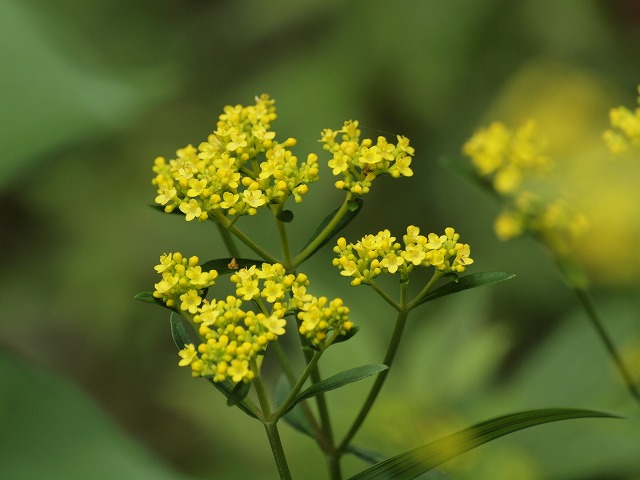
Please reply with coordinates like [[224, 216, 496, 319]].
[[273, 349, 324, 418], [368, 280, 402, 311], [337, 282, 410, 454], [253, 362, 292, 480], [210, 212, 280, 263], [291, 193, 354, 268], [263, 422, 292, 480], [274, 205, 293, 270], [272, 342, 325, 438], [312, 362, 335, 452], [216, 222, 241, 258], [407, 270, 444, 310], [573, 287, 640, 406]]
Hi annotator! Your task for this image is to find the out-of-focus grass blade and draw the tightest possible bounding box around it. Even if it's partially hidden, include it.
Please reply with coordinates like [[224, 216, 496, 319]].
[[348, 408, 619, 480]]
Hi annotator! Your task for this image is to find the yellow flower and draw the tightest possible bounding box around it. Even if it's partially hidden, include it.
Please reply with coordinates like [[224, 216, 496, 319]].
[[603, 84, 640, 156], [494, 211, 524, 240], [261, 314, 286, 336], [178, 344, 198, 367], [261, 280, 285, 303], [155, 186, 176, 205], [180, 290, 202, 314], [402, 244, 426, 265], [242, 189, 267, 209], [380, 252, 405, 274], [179, 199, 203, 222], [227, 359, 251, 383]]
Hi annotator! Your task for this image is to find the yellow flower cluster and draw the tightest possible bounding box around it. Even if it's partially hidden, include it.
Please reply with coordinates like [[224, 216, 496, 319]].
[[298, 296, 353, 347], [333, 226, 474, 286], [152, 252, 218, 310], [494, 193, 589, 255], [153, 255, 353, 382], [463, 121, 588, 254], [320, 120, 414, 195], [603, 84, 640, 156], [462, 120, 553, 194], [152, 95, 319, 222]]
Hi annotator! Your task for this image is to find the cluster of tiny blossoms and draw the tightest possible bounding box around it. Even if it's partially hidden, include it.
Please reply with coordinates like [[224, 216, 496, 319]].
[[463, 121, 588, 253], [493, 193, 589, 255], [603, 84, 640, 156], [462, 120, 554, 195], [152, 255, 353, 382], [152, 95, 319, 221], [333, 226, 473, 286], [320, 120, 414, 195]]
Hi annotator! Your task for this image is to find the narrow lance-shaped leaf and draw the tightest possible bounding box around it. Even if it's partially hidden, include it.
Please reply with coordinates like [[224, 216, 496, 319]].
[[170, 312, 192, 350], [226, 381, 252, 407], [134, 291, 166, 307], [279, 364, 387, 417], [348, 408, 619, 480], [417, 272, 514, 306], [299, 197, 364, 259]]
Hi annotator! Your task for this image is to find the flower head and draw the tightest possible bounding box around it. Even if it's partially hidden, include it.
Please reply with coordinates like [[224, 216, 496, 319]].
[[320, 120, 414, 196], [333, 226, 474, 284], [603, 84, 640, 156], [151, 256, 354, 381], [152, 95, 319, 223]]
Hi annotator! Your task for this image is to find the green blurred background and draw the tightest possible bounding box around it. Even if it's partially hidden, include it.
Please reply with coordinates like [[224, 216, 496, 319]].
[[2, 1, 640, 478]]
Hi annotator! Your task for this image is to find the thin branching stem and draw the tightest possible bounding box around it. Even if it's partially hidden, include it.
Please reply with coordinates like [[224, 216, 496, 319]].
[[337, 281, 410, 455], [573, 287, 640, 406]]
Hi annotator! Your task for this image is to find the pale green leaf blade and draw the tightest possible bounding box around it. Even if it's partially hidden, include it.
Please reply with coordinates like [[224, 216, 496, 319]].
[[281, 364, 387, 416], [170, 312, 192, 350], [348, 408, 618, 480], [134, 291, 166, 307], [417, 272, 514, 305]]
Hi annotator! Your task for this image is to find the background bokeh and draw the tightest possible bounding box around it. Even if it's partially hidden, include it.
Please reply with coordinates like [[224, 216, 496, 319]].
[[2, 1, 640, 479]]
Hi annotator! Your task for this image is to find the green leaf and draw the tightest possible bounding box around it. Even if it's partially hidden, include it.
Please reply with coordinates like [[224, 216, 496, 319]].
[[134, 291, 164, 306], [277, 209, 294, 223], [299, 197, 364, 259], [200, 257, 264, 275], [348, 408, 619, 480], [347, 198, 361, 211], [345, 444, 387, 465], [332, 326, 360, 345], [417, 272, 514, 306], [226, 381, 252, 407], [281, 364, 387, 416], [169, 312, 193, 350]]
